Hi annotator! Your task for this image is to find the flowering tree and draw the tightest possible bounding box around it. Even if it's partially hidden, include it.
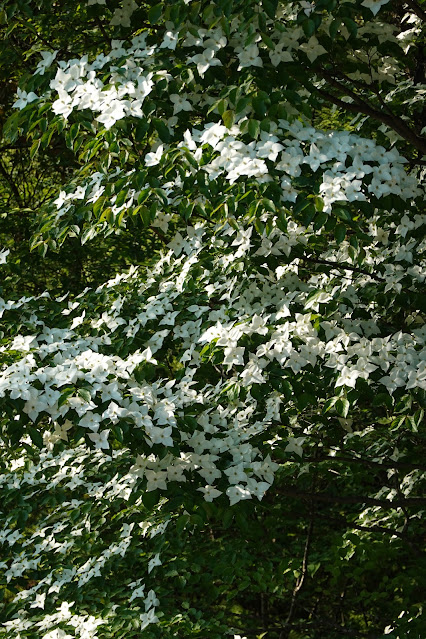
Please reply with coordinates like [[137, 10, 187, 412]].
[[1, 0, 425, 637]]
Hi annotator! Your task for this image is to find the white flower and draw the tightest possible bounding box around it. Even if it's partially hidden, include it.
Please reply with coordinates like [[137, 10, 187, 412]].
[[224, 463, 248, 484], [299, 36, 327, 62], [35, 50, 57, 75], [237, 44, 263, 70], [256, 137, 284, 161], [140, 607, 159, 630], [170, 93, 192, 114], [361, 0, 390, 15], [223, 346, 245, 368], [197, 485, 222, 501], [43, 629, 73, 639], [168, 231, 186, 256], [147, 553, 162, 573], [95, 100, 126, 129], [144, 589, 159, 610], [145, 145, 164, 166], [148, 425, 173, 446], [285, 437, 305, 457], [52, 90, 74, 118], [246, 479, 271, 500], [303, 143, 329, 171], [0, 248, 10, 264], [145, 470, 168, 491], [10, 334, 37, 351], [88, 429, 110, 449], [110, 7, 134, 27], [30, 592, 46, 609], [161, 31, 179, 50], [13, 88, 39, 109], [189, 48, 222, 76], [226, 484, 252, 505], [269, 46, 293, 66], [79, 412, 101, 431], [300, 1, 315, 15]]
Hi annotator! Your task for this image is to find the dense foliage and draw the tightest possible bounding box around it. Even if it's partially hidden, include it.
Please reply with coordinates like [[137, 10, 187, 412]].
[[0, 0, 425, 638]]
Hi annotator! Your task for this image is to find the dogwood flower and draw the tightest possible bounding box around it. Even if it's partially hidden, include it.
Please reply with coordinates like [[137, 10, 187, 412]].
[[170, 93, 192, 114], [299, 36, 327, 62], [145, 145, 164, 166], [13, 88, 39, 109], [197, 485, 222, 501], [226, 484, 252, 505], [237, 44, 263, 69], [189, 48, 222, 76]]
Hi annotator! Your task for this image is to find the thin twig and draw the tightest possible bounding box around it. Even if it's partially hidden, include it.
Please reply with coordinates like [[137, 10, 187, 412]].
[[301, 255, 384, 281], [275, 488, 426, 509]]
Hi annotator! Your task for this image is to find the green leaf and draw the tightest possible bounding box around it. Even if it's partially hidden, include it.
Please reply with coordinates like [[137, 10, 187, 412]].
[[258, 12, 267, 32], [30, 138, 41, 159], [69, 122, 80, 142], [81, 226, 97, 244], [261, 198, 276, 213], [148, 3, 162, 23], [217, 99, 227, 116], [28, 427, 43, 448], [302, 203, 315, 226], [134, 119, 149, 141], [115, 189, 128, 208], [235, 96, 251, 114], [335, 398, 350, 418], [58, 387, 75, 408], [263, 0, 278, 19], [343, 17, 357, 38], [297, 392, 316, 410], [252, 96, 268, 118], [329, 19, 340, 39], [40, 129, 54, 149], [176, 514, 190, 534], [153, 118, 170, 143], [222, 110, 235, 129], [335, 223, 346, 244], [302, 19, 316, 37], [222, 508, 234, 529], [314, 196, 324, 212], [77, 388, 92, 403], [142, 489, 160, 509], [260, 32, 275, 49], [294, 198, 311, 215], [335, 207, 352, 222], [247, 119, 260, 139], [277, 210, 288, 232], [323, 396, 339, 413]]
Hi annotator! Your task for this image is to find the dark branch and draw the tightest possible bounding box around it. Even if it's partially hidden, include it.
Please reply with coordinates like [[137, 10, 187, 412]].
[[0, 158, 24, 207], [315, 86, 426, 155], [276, 488, 426, 509], [404, 0, 426, 21], [301, 255, 385, 282]]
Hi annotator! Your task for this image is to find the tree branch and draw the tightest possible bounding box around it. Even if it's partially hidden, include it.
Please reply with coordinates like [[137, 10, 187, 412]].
[[315, 86, 426, 155], [302, 453, 426, 473], [275, 488, 426, 509], [301, 255, 385, 282], [403, 0, 426, 21], [0, 158, 24, 207]]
